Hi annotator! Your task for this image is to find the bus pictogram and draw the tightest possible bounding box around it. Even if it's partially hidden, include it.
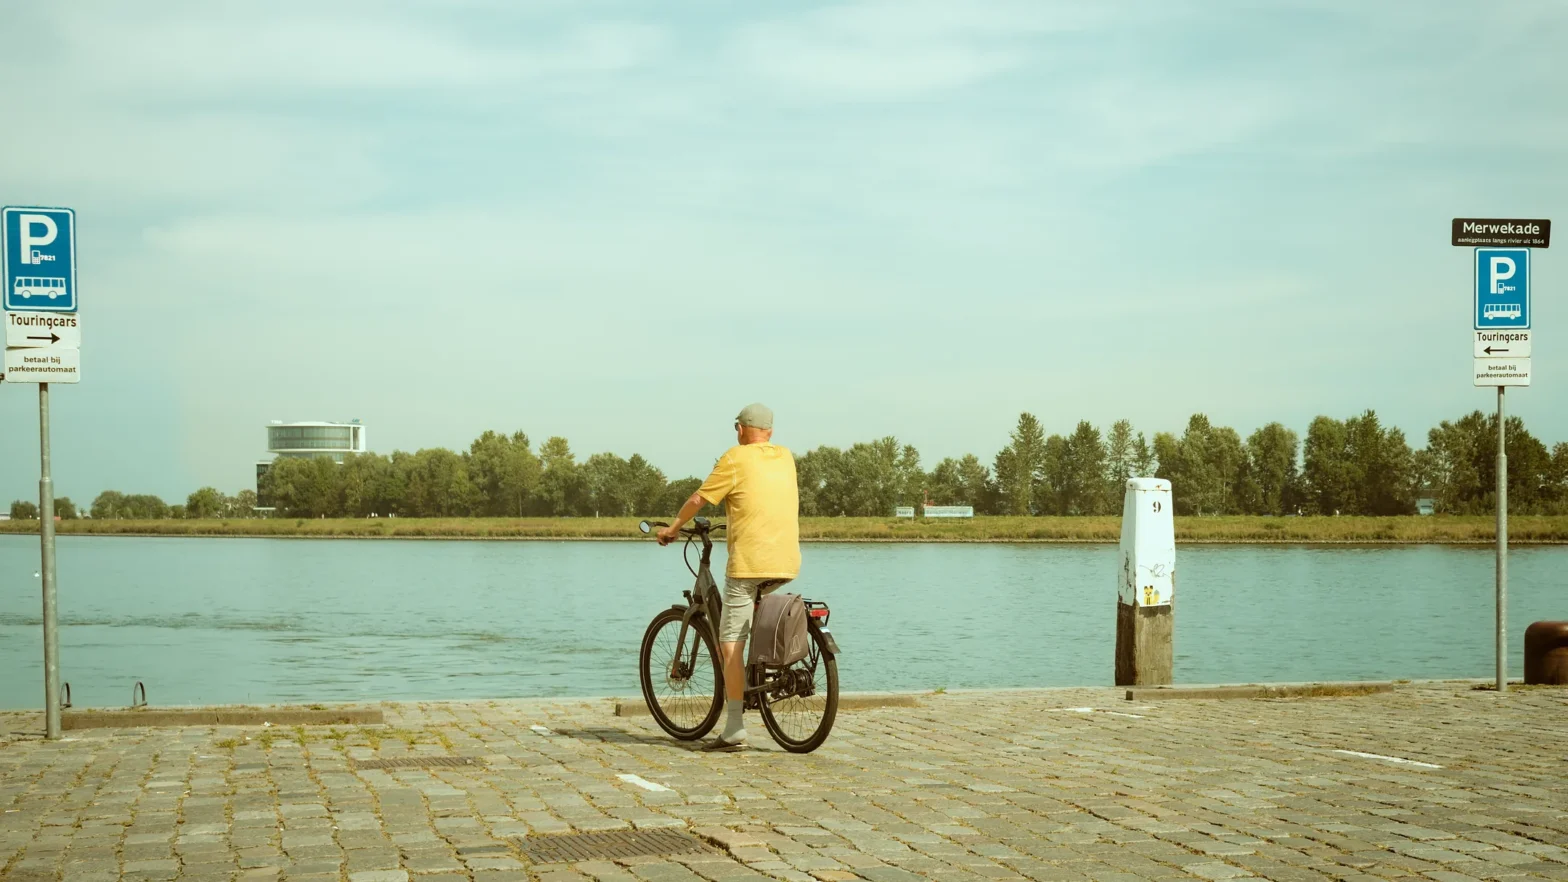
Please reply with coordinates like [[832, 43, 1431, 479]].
[[12, 276, 68, 300]]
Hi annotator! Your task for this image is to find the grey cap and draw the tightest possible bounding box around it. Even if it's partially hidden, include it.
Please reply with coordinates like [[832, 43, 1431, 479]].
[[736, 403, 774, 430]]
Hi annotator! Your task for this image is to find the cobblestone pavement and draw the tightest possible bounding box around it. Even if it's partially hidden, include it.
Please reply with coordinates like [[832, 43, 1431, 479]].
[[2, 683, 1566, 882]]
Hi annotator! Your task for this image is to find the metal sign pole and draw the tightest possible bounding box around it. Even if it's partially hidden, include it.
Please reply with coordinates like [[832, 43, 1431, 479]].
[[1496, 385, 1507, 693], [39, 382, 61, 738]]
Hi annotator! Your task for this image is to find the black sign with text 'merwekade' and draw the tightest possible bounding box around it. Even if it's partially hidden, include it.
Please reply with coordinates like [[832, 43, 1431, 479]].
[[1452, 218, 1551, 248]]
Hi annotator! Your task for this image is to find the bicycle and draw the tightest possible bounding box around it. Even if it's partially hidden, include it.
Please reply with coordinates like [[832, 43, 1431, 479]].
[[637, 517, 840, 753]]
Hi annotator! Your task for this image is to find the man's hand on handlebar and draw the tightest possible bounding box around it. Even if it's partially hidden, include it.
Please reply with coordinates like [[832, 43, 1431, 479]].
[[656, 525, 682, 546]]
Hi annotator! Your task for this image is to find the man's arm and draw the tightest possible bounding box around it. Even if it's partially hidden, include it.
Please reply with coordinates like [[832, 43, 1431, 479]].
[[657, 492, 708, 546]]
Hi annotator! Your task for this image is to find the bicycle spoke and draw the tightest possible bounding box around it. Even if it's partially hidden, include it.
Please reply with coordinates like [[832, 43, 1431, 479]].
[[648, 618, 716, 729]]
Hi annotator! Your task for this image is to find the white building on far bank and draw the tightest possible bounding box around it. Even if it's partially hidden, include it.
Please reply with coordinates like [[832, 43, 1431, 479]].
[[255, 420, 368, 509]]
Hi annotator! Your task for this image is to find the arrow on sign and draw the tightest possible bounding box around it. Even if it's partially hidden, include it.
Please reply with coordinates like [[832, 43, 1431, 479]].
[[1484, 346, 1510, 355], [27, 333, 61, 344]]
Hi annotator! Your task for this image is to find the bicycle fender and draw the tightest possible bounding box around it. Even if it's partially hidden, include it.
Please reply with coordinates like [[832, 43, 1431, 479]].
[[811, 622, 840, 655]]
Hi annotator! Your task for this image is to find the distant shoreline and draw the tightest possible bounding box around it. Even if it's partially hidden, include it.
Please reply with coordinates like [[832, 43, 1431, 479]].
[[1, 515, 1563, 544]]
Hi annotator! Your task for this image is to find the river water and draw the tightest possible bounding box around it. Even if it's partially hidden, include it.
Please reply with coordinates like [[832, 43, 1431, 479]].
[[0, 536, 1561, 709]]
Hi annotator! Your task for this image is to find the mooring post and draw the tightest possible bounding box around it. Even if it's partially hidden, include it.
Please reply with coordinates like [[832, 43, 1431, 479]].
[[1116, 477, 1174, 687]]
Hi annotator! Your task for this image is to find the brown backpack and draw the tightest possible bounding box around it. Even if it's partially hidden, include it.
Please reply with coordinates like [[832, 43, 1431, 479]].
[[749, 592, 809, 667]]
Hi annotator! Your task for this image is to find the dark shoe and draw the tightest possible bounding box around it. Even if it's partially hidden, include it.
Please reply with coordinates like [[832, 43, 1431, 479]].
[[699, 736, 748, 752]]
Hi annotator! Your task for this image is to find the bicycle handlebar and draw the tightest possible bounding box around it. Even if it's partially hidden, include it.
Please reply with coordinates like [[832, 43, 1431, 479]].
[[638, 518, 725, 536]]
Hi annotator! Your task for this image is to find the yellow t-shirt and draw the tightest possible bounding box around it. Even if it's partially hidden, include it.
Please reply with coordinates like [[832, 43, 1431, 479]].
[[697, 443, 801, 579]]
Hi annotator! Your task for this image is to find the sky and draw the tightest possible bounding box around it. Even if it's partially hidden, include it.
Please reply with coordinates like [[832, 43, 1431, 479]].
[[0, 0, 1564, 505]]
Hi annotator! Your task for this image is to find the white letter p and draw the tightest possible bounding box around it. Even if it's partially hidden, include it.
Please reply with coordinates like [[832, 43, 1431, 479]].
[[1490, 256, 1516, 293], [19, 214, 57, 265]]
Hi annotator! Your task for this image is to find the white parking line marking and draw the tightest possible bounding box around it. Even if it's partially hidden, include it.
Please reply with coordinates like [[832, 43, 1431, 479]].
[[1333, 749, 1442, 769], [618, 774, 673, 792]]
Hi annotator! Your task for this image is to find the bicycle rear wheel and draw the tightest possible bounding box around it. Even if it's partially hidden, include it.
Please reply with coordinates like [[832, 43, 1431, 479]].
[[639, 607, 723, 740], [757, 623, 838, 753]]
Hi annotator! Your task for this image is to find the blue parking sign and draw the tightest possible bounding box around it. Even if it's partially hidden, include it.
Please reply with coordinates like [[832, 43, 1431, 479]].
[[4, 207, 77, 313], [1475, 247, 1529, 330]]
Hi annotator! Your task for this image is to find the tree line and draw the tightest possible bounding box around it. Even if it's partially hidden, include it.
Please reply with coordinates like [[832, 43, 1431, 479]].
[[13, 411, 1565, 521]]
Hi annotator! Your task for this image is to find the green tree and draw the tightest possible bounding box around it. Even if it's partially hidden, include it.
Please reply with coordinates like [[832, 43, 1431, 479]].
[[956, 454, 996, 513], [582, 452, 634, 517], [802, 445, 840, 514], [1424, 411, 1554, 514], [661, 477, 702, 515], [794, 438, 915, 516], [261, 457, 341, 518], [796, 447, 846, 516], [1550, 442, 1568, 513], [894, 444, 924, 509], [1157, 415, 1241, 515], [1344, 410, 1415, 515], [626, 454, 669, 516], [339, 453, 395, 517], [122, 494, 170, 519], [1035, 434, 1071, 515], [186, 487, 226, 519], [396, 448, 478, 517], [1104, 419, 1140, 505], [54, 498, 78, 519], [657, 477, 720, 518], [91, 490, 127, 519], [534, 437, 586, 516], [1210, 425, 1248, 515], [925, 458, 964, 507], [926, 455, 992, 509], [842, 438, 902, 516], [1302, 416, 1354, 515], [9, 500, 38, 520], [1244, 423, 1300, 515], [1063, 421, 1109, 514], [225, 489, 260, 518], [1151, 432, 1179, 485], [1303, 411, 1416, 515], [468, 431, 541, 517], [1131, 432, 1156, 478], [994, 413, 1047, 516]]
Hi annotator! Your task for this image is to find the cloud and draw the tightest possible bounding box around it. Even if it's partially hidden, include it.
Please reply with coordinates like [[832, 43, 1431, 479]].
[[0, 2, 671, 215], [0, 112, 382, 211], [21, 4, 667, 97], [727, 0, 1109, 100]]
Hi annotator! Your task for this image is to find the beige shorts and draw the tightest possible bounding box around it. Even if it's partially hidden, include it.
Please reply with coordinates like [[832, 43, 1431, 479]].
[[718, 576, 791, 644]]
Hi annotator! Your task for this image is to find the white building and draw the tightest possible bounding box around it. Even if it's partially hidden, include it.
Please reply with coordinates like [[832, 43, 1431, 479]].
[[265, 420, 367, 461], [255, 420, 368, 508]]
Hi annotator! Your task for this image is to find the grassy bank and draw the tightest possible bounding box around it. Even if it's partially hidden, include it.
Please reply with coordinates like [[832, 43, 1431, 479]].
[[2, 515, 1564, 543]]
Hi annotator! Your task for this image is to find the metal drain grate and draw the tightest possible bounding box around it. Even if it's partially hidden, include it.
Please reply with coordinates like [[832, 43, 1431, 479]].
[[519, 829, 708, 864], [353, 756, 478, 770]]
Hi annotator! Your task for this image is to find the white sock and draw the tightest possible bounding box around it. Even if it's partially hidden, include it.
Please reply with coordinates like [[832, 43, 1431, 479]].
[[720, 699, 746, 742]]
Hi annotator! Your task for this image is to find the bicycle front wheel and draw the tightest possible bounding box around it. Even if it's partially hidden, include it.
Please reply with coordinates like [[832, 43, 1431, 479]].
[[758, 623, 838, 753], [639, 607, 723, 740]]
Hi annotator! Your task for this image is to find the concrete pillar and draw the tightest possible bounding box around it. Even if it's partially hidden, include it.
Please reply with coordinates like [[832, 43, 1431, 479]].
[[1116, 477, 1174, 686]]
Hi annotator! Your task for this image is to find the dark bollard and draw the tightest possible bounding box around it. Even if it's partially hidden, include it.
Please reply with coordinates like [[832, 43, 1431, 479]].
[[1524, 621, 1568, 685]]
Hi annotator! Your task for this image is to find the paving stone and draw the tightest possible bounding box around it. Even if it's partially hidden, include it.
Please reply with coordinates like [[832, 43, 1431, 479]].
[[348, 872, 411, 882], [1184, 863, 1257, 880], [4, 685, 1568, 882]]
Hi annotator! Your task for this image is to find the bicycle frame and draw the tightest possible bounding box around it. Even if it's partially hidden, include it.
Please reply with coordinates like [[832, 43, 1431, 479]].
[[661, 519, 839, 704]]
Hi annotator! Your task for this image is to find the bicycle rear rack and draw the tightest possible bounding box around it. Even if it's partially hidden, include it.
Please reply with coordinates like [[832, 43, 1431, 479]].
[[803, 600, 831, 625]]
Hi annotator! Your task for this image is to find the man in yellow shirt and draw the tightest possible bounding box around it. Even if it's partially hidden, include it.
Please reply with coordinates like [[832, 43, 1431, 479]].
[[658, 403, 800, 750]]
